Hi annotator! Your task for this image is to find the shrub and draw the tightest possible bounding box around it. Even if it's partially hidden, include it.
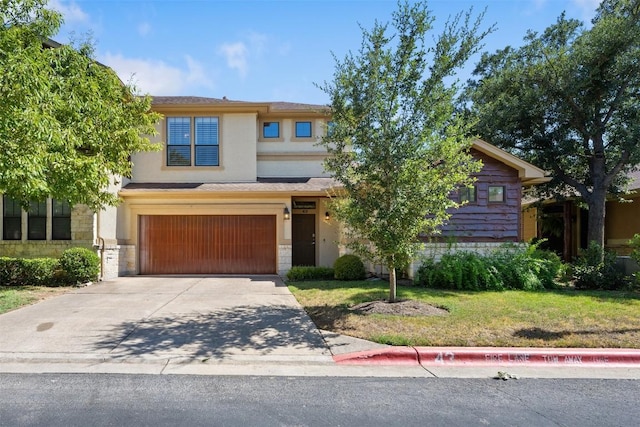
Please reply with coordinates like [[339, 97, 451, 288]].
[[286, 266, 335, 281], [59, 248, 100, 284], [629, 234, 640, 266], [333, 254, 366, 281], [572, 241, 625, 290], [414, 243, 565, 291], [415, 252, 501, 290], [0, 257, 60, 286], [20, 258, 60, 286], [628, 234, 640, 286]]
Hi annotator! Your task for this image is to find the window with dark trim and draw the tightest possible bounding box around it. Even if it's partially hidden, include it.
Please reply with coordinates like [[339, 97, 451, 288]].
[[459, 186, 477, 203], [52, 199, 71, 240], [488, 185, 506, 203], [194, 117, 219, 166], [295, 121, 312, 138], [263, 122, 280, 138], [3, 196, 21, 240], [28, 200, 47, 240], [167, 117, 191, 166], [166, 117, 219, 167]]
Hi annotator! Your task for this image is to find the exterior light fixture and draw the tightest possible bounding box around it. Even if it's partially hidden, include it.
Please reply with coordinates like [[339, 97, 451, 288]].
[[284, 206, 290, 220], [325, 211, 330, 221]]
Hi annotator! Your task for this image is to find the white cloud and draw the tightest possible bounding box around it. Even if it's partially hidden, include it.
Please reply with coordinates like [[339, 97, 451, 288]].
[[218, 42, 249, 77], [138, 22, 151, 37], [48, 0, 89, 24], [99, 53, 214, 95], [217, 32, 290, 78], [572, 0, 601, 20]]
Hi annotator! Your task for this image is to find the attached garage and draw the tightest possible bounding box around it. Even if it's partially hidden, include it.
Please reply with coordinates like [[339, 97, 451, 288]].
[[138, 215, 277, 275]]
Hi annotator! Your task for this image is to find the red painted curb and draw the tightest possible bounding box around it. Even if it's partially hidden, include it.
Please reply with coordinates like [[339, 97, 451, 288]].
[[333, 348, 419, 365], [416, 347, 640, 367], [334, 346, 640, 367]]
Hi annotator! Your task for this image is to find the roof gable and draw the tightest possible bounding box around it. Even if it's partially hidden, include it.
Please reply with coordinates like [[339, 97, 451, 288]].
[[472, 139, 550, 186]]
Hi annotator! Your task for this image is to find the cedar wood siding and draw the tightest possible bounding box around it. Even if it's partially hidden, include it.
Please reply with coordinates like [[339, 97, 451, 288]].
[[430, 148, 522, 242]]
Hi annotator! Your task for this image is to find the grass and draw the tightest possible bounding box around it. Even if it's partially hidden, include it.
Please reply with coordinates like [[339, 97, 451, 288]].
[[0, 286, 73, 315], [288, 280, 640, 348]]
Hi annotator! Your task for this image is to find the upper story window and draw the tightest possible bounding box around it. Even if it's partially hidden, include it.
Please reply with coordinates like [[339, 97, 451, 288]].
[[295, 121, 312, 138], [167, 117, 219, 167], [3, 196, 21, 240], [262, 122, 280, 139], [52, 199, 71, 240], [326, 121, 336, 138], [459, 186, 477, 203], [195, 117, 219, 166], [488, 185, 506, 203], [28, 200, 47, 240]]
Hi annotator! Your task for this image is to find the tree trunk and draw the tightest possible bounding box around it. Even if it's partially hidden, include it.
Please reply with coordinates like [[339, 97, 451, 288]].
[[388, 267, 397, 302], [586, 188, 607, 251]]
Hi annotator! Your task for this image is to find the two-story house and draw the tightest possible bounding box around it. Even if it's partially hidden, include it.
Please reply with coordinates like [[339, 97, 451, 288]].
[[0, 96, 549, 279], [109, 96, 339, 278]]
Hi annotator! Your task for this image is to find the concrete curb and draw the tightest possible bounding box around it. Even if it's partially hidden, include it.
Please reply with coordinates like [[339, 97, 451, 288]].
[[333, 347, 640, 367]]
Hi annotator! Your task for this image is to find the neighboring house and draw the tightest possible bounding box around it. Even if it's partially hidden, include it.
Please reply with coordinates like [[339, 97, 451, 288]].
[[0, 95, 550, 279], [522, 170, 640, 261], [409, 139, 549, 272]]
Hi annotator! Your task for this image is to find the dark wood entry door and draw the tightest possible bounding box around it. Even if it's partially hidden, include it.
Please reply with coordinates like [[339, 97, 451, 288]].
[[292, 214, 316, 266]]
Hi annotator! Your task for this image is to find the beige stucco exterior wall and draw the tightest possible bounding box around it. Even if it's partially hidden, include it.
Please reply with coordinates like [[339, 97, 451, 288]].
[[318, 198, 340, 267], [521, 206, 538, 242], [605, 196, 640, 254], [257, 159, 329, 178], [256, 118, 330, 178], [130, 113, 258, 183]]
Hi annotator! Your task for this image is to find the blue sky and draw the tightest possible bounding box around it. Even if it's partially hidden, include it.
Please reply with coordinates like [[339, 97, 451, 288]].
[[49, 0, 602, 105]]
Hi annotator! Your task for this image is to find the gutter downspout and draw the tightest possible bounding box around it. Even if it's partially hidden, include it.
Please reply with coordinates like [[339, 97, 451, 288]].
[[97, 236, 105, 281]]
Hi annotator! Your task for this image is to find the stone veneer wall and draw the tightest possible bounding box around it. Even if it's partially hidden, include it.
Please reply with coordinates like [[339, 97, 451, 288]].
[[0, 204, 95, 259], [278, 244, 292, 276], [340, 242, 521, 278], [409, 242, 523, 278], [100, 244, 136, 280]]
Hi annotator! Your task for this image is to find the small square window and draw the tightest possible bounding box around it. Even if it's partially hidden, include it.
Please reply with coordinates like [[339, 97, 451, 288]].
[[488, 186, 506, 203], [295, 121, 312, 138], [263, 122, 280, 138], [459, 186, 477, 203]]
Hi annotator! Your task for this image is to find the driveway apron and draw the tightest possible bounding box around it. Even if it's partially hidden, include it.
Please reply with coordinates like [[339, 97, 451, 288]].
[[0, 276, 332, 363]]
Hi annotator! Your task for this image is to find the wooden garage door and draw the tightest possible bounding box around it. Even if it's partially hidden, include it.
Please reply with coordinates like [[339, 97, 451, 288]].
[[139, 215, 276, 275]]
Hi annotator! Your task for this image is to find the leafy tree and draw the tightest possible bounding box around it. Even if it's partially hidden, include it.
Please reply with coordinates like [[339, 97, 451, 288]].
[[0, 0, 161, 210], [317, 1, 491, 301], [464, 0, 640, 251]]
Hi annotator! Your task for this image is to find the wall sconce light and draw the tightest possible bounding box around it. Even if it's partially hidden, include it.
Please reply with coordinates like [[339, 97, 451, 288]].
[[325, 211, 330, 221], [284, 206, 290, 220]]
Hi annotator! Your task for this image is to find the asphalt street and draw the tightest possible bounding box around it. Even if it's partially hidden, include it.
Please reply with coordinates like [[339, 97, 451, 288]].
[[1, 373, 639, 426]]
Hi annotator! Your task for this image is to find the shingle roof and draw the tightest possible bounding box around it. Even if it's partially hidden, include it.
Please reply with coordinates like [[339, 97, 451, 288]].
[[150, 96, 328, 112], [120, 177, 339, 194], [151, 96, 248, 105]]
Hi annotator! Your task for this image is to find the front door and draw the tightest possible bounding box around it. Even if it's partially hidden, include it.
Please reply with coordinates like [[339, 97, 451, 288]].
[[292, 214, 316, 266]]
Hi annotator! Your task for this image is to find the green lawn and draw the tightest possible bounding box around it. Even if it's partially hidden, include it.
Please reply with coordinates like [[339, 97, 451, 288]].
[[288, 280, 640, 348], [0, 286, 72, 315]]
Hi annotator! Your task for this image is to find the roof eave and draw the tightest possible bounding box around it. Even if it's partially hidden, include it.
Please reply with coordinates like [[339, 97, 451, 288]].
[[472, 139, 550, 184]]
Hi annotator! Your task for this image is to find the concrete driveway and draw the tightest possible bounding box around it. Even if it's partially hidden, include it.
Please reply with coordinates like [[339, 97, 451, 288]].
[[0, 276, 333, 367]]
